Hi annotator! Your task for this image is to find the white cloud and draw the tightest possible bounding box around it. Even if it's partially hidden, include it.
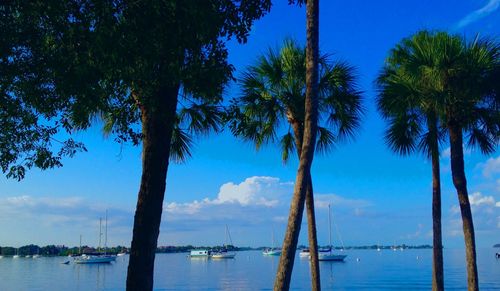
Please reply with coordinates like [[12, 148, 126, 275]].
[[164, 176, 293, 216], [447, 192, 500, 240], [214, 176, 291, 206], [0, 195, 133, 246], [4, 195, 84, 209], [469, 192, 495, 206], [479, 156, 500, 178], [162, 176, 373, 245], [455, 0, 500, 29]]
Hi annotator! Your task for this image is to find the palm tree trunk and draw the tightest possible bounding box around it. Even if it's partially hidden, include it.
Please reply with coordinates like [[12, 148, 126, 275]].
[[274, 0, 319, 289], [126, 86, 179, 291], [305, 176, 321, 291], [290, 120, 321, 291], [449, 123, 479, 291], [431, 142, 444, 291]]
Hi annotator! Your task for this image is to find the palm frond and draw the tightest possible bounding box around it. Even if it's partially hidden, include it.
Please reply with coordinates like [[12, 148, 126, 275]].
[[316, 126, 336, 154], [179, 103, 222, 135], [384, 112, 422, 156], [169, 126, 193, 163], [280, 131, 296, 163]]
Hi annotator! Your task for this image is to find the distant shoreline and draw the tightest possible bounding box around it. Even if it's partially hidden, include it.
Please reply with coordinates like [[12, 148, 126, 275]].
[[0, 244, 433, 257]]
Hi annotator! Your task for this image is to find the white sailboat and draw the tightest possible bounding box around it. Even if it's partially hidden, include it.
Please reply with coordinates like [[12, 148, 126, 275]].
[[299, 248, 310, 257], [13, 249, 20, 258], [318, 204, 346, 262], [263, 229, 281, 256], [74, 211, 116, 264], [211, 225, 236, 259]]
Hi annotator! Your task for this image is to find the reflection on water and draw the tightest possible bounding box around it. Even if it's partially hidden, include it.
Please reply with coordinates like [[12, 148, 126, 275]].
[[0, 249, 500, 290]]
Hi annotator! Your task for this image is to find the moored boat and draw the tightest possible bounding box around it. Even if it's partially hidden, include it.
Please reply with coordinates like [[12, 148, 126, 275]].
[[317, 204, 347, 262], [299, 249, 310, 257], [263, 229, 281, 256], [74, 254, 116, 264], [262, 248, 282, 256], [190, 250, 210, 257], [211, 249, 236, 259], [74, 211, 117, 264], [210, 225, 236, 259]]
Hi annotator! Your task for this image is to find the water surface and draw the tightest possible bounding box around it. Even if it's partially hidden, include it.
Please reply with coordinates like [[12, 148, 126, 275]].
[[1, 248, 499, 290]]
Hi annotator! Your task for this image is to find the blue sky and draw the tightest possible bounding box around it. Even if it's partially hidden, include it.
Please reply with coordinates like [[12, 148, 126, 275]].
[[1, 1, 500, 249]]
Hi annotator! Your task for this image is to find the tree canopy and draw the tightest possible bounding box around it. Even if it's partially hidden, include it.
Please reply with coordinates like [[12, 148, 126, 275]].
[[0, 0, 272, 179]]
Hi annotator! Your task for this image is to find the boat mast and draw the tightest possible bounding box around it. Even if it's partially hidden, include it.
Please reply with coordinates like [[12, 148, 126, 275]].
[[98, 217, 102, 253], [224, 225, 228, 248], [79, 234, 82, 254], [105, 210, 108, 255], [272, 228, 275, 250], [328, 204, 332, 250], [227, 225, 233, 246]]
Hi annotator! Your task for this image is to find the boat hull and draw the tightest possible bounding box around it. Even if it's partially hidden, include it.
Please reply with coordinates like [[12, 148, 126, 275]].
[[263, 250, 281, 256], [318, 254, 347, 261], [211, 253, 236, 259], [74, 255, 116, 264]]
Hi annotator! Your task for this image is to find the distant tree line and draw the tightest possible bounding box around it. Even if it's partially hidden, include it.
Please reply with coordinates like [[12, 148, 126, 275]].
[[0, 244, 128, 256], [0, 244, 432, 256]]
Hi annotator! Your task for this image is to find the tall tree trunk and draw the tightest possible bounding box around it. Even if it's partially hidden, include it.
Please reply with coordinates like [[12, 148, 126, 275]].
[[430, 132, 444, 291], [290, 119, 321, 291], [449, 123, 479, 291], [126, 86, 179, 291], [305, 176, 321, 291], [274, 0, 319, 289]]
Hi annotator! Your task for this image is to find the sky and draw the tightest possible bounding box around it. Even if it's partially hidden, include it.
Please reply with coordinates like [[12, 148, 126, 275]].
[[1, 0, 500, 249]]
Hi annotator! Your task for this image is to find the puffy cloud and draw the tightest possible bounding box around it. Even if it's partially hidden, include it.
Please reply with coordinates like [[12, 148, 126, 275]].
[[447, 191, 500, 240], [469, 192, 495, 206], [164, 176, 293, 216], [164, 176, 371, 220], [214, 176, 291, 206], [479, 156, 500, 178], [161, 176, 373, 245]]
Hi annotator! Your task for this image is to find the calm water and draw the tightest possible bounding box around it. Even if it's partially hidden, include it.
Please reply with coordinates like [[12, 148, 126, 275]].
[[1, 248, 500, 290]]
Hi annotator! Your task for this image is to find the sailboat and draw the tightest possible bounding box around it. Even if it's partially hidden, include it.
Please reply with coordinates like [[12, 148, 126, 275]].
[[211, 225, 236, 259], [318, 204, 346, 262], [74, 211, 116, 264], [263, 229, 281, 256], [13, 249, 20, 258]]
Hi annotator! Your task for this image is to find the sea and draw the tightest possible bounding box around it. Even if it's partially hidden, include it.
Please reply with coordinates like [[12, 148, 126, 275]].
[[1, 248, 500, 290]]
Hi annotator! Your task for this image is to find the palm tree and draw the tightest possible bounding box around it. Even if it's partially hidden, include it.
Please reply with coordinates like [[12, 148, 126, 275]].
[[375, 32, 448, 291], [275, 1, 320, 287], [228, 39, 362, 290], [444, 34, 499, 291], [377, 30, 499, 291]]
